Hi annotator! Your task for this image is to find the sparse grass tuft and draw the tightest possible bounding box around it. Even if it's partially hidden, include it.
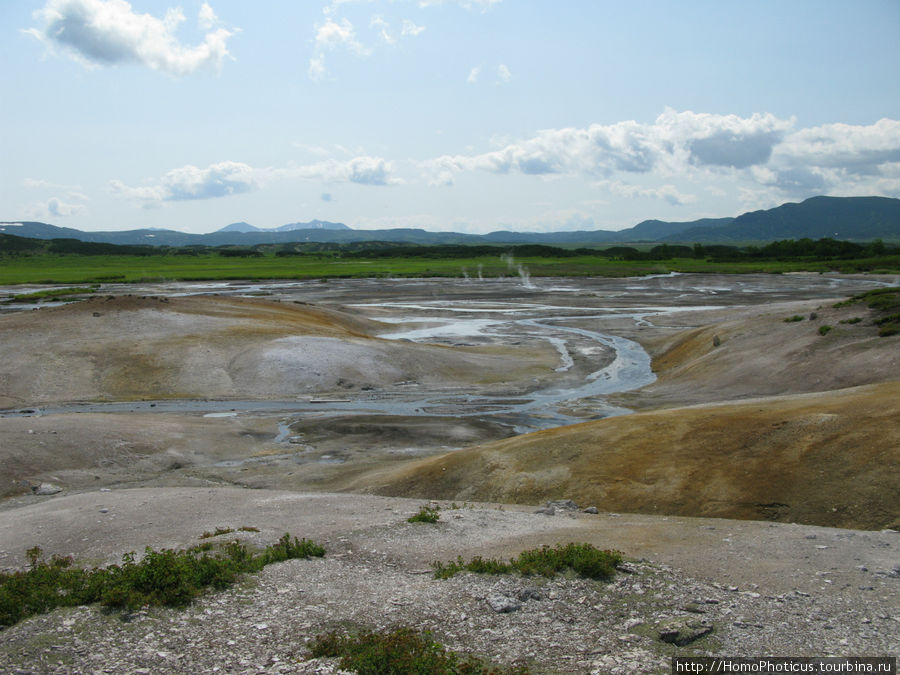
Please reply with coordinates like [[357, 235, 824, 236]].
[[432, 543, 622, 581], [0, 534, 324, 627], [200, 526, 234, 539], [307, 626, 530, 674], [818, 325, 833, 335], [834, 288, 900, 337], [783, 315, 805, 322], [408, 505, 441, 524]]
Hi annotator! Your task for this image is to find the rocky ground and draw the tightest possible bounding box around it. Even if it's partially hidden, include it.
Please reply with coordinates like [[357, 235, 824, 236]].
[[0, 491, 897, 674]]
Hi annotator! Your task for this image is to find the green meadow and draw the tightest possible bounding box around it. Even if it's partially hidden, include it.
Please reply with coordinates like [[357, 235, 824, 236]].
[[1, 252, 898, 285]]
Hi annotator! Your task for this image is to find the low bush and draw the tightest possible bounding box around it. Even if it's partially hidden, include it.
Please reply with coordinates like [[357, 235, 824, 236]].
[[783, 315, 805, 322], [0, 534, 324, 627], [408, 505, 441, 524], [433, 543, 622, 581], [818, 325, 832, 335], [307, 626, 530, 674]]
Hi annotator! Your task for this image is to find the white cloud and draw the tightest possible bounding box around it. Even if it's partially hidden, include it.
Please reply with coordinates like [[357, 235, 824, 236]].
[[600, 180, 697, 206], [370, 15, 394, 44], [421, 110, 900, 204], [111, 161, 259, 205], [774, 118, 900, 174], [27, 0, 234, 76], [198, 2, 218, 31], [467, 64, 481, 83], [24, 195, 88, 219], [401, 19, 425, 37], [425, 109, 794, 180], [315, 17, 368, 54], [308, 54, 327, 81], [496, 63, 511, 83], [288, 156, 401, 186], [417, 0, 501, 10]]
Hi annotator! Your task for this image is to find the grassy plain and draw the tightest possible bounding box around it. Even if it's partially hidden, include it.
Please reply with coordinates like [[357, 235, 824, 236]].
[[2, 251, 898, 285]]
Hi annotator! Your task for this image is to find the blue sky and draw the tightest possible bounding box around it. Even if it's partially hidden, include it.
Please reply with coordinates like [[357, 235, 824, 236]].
[[2, 0, 899, 234]]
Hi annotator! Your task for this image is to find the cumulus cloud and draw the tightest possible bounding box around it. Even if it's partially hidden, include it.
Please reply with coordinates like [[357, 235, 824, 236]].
[[113, 156, 398, 209], [467, 64, 481, 83], [421, 109, 900, 203], [774, 118, 900, 174], [425, 109, 793, 180], [315, 17, 368, 54], [197, 2, 219, 31], [26, 0, 234, 76], [111, 161, 259, 205], [496, 63, 511, 83], [24, 195, 88, 219], [288, 156, 401, 186]]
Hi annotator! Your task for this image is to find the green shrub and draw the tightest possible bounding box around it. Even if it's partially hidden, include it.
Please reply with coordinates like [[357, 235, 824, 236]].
[[818, 325, 832, 335], [433, 543, 622, 581], [0, 534, 325, 627], [783, 315, 805, 322], [408, 505, 441, 524], [307, 626, 530, 674], [839, 317, 862, 324]]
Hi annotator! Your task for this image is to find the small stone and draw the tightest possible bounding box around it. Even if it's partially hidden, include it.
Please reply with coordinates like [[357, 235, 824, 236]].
[[546, 499, 579, 511], [517, 587, 543, 602], [658, 616, 714, 646], [486, 593, 520, 613], [583, 506, 599, 514], [33, 482, 63, 496], [534, 506, 555, 516]]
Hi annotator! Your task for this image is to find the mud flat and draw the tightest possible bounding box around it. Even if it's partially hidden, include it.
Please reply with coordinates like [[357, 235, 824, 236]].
[[0, 273, 897, 672], [1, 272, 896, 522]]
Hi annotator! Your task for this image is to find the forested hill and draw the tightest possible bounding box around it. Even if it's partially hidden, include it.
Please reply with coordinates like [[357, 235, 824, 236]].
[[1, 196, 898, 246]]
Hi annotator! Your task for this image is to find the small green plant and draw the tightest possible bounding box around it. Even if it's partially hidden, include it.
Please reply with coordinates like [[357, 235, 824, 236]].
[[200, 526, 235, 539], [839, 317, 862, 324], [784, 315, 805, 322], [818, 325, 832, 335], [408, 505, 441, 524], [433, 543, 622, 581], [307, 626, 530, 674], [833, 288, 900, 337], [0, 534, 325, 627]]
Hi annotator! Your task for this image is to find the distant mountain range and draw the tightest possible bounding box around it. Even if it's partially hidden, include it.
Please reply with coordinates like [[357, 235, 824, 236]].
[[1, 196, 898, 247]]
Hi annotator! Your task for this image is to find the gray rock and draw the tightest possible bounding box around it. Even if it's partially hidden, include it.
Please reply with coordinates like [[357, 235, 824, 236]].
[[32, 482, 63, 496], [486, 593, 520, 613], [583, 506, 599, 514], [517, 587, 543, 602], [534, 506, 555, 516], [546, 499, 579, 511], [658, 616, 714, 645]]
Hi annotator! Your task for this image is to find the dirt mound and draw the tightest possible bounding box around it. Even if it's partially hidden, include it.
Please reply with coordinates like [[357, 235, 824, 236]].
[[350, 382, 900, 530], [616, 297, 899, 409], [0, 295, 554, 406]]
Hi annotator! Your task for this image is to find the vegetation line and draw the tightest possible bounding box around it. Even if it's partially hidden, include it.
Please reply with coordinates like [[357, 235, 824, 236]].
[[307, 626, 532, 674], [432, 542, 623, 581], [1, 234, 897, 284], [0, 534, 324, 629]]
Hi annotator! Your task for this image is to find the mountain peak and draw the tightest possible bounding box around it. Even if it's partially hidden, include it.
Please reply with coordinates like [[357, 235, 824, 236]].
[[217, 222, 260, 233]]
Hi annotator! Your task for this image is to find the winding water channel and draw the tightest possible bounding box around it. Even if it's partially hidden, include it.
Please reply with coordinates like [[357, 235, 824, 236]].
[[1, 273, 894, 437]]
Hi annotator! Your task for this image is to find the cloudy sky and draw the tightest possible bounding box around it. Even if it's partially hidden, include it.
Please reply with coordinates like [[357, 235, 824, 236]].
[[2, 1, 899, 234]]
